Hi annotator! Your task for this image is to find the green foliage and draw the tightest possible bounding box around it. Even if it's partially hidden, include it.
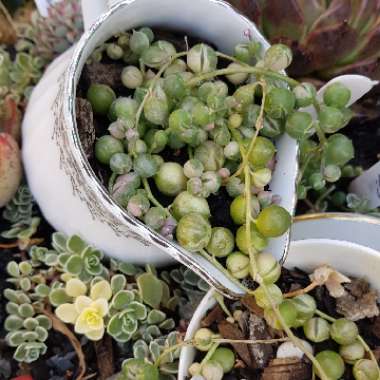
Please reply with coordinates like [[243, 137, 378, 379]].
[[2, 185, 35, 224], [1, 217, 41, 249], [128, 331, 181, 379]]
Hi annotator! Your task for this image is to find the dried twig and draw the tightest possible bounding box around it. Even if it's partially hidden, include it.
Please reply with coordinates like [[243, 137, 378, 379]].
[[42, 309, 86, 380]]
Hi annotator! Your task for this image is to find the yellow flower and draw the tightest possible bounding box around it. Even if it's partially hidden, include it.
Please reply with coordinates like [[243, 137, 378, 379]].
[[55, 280, 112, 341]]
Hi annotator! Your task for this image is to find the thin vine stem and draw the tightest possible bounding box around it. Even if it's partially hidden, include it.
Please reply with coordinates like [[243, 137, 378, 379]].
[[142, 178, 171, 218], [187, 67, 299, 88], [135, 51, 188, 128]]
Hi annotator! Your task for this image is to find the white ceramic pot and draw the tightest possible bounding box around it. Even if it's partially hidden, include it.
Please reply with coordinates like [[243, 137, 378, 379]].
[[178, 238, 380, 379], [22, 0, 298, 277]]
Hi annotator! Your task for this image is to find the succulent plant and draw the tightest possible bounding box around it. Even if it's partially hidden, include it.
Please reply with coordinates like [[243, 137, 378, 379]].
[[239, 0, 380, 80], [16, 0, 83, 63], [4, 260, 52, 363], [1, 216, 40, 250], [2, 184, 35, 224], [127, 331, 181, 380], [0, 132, 22, 207], [51, 233, 108, 282], [161, 266, 209, 320]]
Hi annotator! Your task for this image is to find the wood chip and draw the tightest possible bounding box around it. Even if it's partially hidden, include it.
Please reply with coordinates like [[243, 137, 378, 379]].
[[248, 313, 274, 369], [261, 358, 311, 380], [76, 98, 95, 158], [336, 279, 379, 321], [241, 295, 264, 317], [201, 305, 225, 327], [218, 320, 253, 367]]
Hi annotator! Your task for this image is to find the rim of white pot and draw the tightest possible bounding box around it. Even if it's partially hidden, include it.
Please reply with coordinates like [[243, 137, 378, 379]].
[[178, 238, 380, 379]]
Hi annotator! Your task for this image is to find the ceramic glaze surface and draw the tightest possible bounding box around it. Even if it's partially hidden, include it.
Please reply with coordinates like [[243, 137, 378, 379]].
[[178, 238, 380, 380], [22, 0, 299, 296]]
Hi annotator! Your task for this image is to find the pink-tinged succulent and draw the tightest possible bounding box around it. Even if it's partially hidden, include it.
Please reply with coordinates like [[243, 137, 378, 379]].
[[0, 132, 22, 207], [231, 0, 380, 80]]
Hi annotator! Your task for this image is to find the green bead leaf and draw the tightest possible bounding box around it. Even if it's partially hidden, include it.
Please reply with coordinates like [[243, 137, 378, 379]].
[[137, 273, 163, 309], [111, 290, 134, 310], [7, 261, 20, 277], [49, 288, 72, 306], [147, 310, 166, 325], [23, 317, 38, 331], [51, 232, 68, 252], [35, 315, 52, 330], [66, 234, 87, 254], [18, 303, 35, 318], [64, 255, 84, 276], [160, 362, 179, 374], [111, 274, 127, 294], [5, 315, 24, 331], [14, 342, 47, 363]]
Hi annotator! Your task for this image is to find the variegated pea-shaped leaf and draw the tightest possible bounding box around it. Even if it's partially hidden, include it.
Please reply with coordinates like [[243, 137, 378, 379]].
[[111, 274, 127, 294], [118, 261, 140, 276], [34, 284, 50, 298], [133, 339, 149, 359], [149, 340, 161, 362], [121, 315, 138, 335], [6, 261, 20, 278], [111, 290, 134, 310], [6, 331, 24, 347], [6, 302, 19, 315], [35, 326, 48, 342], [35, 315, 52, 330], [126, 301, 147, 320], [23, 317, 38, 331], [142, 325, 161, 343], [159, 318, 175, 331], [64, 255, 83, 276], [18, 303, 34, 318], [147, 309, 166, 325], [66, 234, 87, 254], [44, 252, 59, 266], [51, 232, 67, 253], [160, 362, 179, 374], [4, 315, 23, 331], [19, 278, 31, 292], [48, 288, 72, 306]]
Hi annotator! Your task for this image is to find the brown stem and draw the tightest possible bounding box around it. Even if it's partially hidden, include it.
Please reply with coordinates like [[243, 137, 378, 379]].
[[94, 335, 114, 380], [283, 282, 319, 298], [0, 238, 46, 249], [42, 309, 86, 380]]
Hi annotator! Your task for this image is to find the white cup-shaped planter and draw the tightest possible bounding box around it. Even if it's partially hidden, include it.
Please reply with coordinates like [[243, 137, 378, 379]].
[[22, 0, 298, 285], [178, 238, 380, 379]]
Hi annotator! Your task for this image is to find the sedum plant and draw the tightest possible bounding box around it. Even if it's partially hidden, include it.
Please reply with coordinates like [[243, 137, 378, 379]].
[[3, 232, 189, 380]]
